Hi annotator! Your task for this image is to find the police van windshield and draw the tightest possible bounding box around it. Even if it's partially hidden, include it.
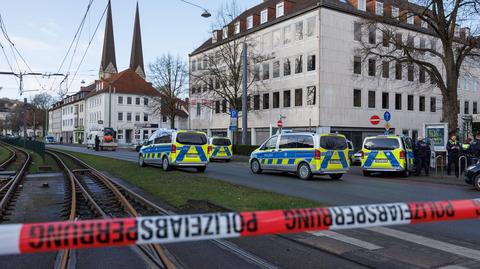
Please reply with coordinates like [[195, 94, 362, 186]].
[[212, 138, 231, 146], [177, 133, 207, 145], [364, 138, 399, 150], [320, 136, 347, 150]]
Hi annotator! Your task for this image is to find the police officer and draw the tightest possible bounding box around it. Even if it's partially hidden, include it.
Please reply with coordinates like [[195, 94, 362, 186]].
[[461, 138, 472, 170], [414, 136, 431, 176], [446, 133, 461, 178], [470, 132, 480, 157]]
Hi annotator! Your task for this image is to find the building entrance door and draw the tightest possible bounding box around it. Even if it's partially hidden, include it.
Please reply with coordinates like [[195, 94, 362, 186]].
[[126, 129, 132, 144]]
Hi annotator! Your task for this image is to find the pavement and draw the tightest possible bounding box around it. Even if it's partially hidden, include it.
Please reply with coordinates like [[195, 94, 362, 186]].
[[47, 144, 480, 269]]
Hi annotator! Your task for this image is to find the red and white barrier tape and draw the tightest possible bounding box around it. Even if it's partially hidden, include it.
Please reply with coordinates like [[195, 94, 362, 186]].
[[0, 199, 478, 255]]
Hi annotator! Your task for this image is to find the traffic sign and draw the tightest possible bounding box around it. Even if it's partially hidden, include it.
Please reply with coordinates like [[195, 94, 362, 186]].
[[385, 122, 391, 130], [370, 115, 381, 125], [384, 111, 391, 122], [229, 125, 236, 131], [277, 119, 283, 128], [230, 109, 238, 118]]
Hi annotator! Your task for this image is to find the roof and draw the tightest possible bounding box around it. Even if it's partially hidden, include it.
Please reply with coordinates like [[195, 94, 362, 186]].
[[87, 68, 160, 98], [159, 97, 189, 118], [129, 2, 145, 78], [191, 0, 435, 56], [99, 0, 117, 75]]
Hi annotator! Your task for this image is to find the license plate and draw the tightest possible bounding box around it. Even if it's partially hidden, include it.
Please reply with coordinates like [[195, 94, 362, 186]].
[[330, 160, 340, 164], [187, 153, 197, 158], [375, 159, 388, 163]]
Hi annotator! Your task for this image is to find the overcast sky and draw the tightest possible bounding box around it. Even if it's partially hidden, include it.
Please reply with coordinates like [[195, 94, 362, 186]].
[[0, 0, 258, 101]]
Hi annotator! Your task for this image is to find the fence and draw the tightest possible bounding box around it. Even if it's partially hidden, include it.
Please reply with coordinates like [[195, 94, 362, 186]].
[[0, 138, 45, 159]]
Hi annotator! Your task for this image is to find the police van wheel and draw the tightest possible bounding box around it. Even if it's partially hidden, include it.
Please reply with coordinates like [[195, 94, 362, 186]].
[[474, 174, 480, 191], [162, 157, 172, 171], [330, 174, 343, 180], [297, 163, 312, 180], [363, 170, 371, 177], [196, 166, 206, 173], [250, 159, 262, 174], [225, 159, 231, 163], [138, 155, 146, 167]]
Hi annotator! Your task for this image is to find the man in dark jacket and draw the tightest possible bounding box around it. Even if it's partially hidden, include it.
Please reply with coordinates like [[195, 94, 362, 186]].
[[470, 133, 480, 157], [414, 137, 431, 176], [94, 135, 100, 151], [446, 134, 461, 178]]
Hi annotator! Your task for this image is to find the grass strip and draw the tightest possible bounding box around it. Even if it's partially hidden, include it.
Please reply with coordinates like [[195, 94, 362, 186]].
[[0, 145, 11, 164], [63, 150, 321, 211]]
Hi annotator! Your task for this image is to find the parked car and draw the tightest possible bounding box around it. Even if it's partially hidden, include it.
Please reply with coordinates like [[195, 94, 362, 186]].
[[45, 136, 55, 144], [464, 159, 480, 191], [352, 150, 362, 165]]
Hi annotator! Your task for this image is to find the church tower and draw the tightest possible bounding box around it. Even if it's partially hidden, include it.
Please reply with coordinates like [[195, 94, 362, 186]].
[[129, 2, 145, 79], [99, 0, 117, 79]]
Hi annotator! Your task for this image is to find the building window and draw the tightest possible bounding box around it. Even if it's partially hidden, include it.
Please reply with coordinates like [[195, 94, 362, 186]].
[[247, 16, 253, 29], [196, 103, 201, 116], [473, 102, 478, 114], [392, 6, 399, 19], [307, 55, 316, 71], [419, 96, 425, 111], [222, 26, 228, 39], [273, 61, 280, 78], [262, 62, 270, 80], [376, 1, 383, 16], [135, 112, 140, 121], [144, 113, 149, 122], [254, 95, 260, 110], [306, 16, 316, 37], [215, 100, 220, 113], [127, 97, 132, 105], [382, 61, 389, 78], [395, 93, 402, 110], [212, 32, 217, 43], [354, 56, 362, 74], [283, 25, 292, 44], [295, 89, 303, 106], [284, 58, 291, 76], [382, 92, 389, 109], [420, 38, 426, 53], [117, 130, 124, 139], [127, 112, 132, 121], [234, 21, 240, 34], [273, 29, 281, 47], [368, 59, 376, 76], [465, 101, 470, 114], [295, 55, 303, 74], [408, 65, 414, 81], [276, 2, 284, 18], [144, 98, 148, 106], [118, 96, 123, 104], [430, 97, 436, 112], [284, 90, 291, 107], [263, 93, 270, 109], [273, 92, 280, 108], [260, 9, 268, 24], [162, 116, 167, 122], [431, 39, 437, 54], [222, 100, 227, 113], [419, 68, 426, 83], [354, 22, 362, 41], [353, 89, 362, 107], [382, 32, 389, 47], [407, 95, 414, 111], [395, 62, 402, 80], [368, 91, 376, 108], [395, 33, 402, 49], [368, 25, 376, 44], [307, 86, 316, 105], [295, 21, 303, 41], [407, 35, 414, 48], [253, 65, 260, 81], [118, 112, 123, 121], [407, 13, 414, 24], [136, 97, 140, 105], [358, 0, 366, 11]]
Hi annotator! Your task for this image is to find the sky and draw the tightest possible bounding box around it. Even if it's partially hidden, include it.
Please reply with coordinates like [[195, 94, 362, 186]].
[[0, 0, 259, 101]]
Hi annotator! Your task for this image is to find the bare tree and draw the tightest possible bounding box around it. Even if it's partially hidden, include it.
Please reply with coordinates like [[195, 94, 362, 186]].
[[149, 54, 188, 129], [190, 0, 265, 142], [31, 93, 55, 137], [358, 0, 480, 133]]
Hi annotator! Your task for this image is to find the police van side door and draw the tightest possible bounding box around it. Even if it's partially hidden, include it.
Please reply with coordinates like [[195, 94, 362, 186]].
[[277, 135, 298, 171], [403, 137, 415, 171], [260, 136, 278, 169]]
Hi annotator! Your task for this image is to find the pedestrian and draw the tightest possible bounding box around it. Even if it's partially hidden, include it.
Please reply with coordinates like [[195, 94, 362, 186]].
[[94, 135, 100, 151], [470, 132, 480, 157], [414, 136, 431, 176], [60, 136, 63, 144], [69, 136, 73, 144], [446, 133, 461, 178]]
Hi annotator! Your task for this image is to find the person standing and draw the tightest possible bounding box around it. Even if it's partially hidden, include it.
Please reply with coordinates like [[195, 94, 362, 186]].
[[60, 136, 63, 144], [462, 138, 472, 167], [414, 137, 431, 176], [446, 134, 461, 178], [94, 135, 100, 151], [470, 133, 480, 157]]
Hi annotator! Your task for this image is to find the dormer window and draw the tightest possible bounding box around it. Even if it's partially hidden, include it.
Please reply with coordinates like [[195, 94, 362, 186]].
[[421, 20, 427, 28], [260, 9, 268, 24], [358, 0, 366, 11], [407, 13, 414, 24], [391, 6, 399, 19], [222, 26, 228, 39], [375, 1, 383, 16], [276, 2, 284, 18], [247, 16, 253, 29], [212, 32, 217, 43], [234, 21, 240, 34]]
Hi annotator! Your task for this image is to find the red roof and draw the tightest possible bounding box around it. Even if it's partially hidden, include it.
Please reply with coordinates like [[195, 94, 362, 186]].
[[87, 68, 160, 98]]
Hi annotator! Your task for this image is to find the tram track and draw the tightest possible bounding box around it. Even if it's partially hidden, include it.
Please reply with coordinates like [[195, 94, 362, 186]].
[[47, 149, 178, 269]]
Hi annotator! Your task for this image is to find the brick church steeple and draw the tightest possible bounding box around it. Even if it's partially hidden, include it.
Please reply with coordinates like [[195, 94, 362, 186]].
[[129, 2, 145, 79], [99, 0, 117, 79]]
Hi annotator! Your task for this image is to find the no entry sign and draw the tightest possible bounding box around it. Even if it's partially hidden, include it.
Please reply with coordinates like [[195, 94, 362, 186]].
[[370, 115, 381, 125], [277, 119, 283, 128]]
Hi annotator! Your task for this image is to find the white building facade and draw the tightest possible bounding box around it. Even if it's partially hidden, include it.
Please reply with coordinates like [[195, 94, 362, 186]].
[[189, 0, 480, 149]]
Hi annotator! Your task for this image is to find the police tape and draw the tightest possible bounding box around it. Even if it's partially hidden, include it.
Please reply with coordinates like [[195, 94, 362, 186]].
[[0, 199, 478, 255]]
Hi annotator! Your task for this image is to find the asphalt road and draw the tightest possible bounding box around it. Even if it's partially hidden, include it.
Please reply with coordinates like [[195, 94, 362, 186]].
[[48, 145, 480, 268]]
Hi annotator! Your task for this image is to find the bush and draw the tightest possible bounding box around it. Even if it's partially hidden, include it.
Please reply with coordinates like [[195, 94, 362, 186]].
[[233, 144, 259, 156]]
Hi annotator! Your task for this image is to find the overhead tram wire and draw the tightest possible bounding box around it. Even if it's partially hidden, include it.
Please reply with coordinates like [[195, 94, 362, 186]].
[[68, 2, 108, 88], [0, 41, 19, 86], [48, 0, 95, 93]]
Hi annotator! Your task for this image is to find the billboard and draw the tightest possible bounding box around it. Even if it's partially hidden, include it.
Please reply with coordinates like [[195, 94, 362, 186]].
[[424, 123, 448, 152]]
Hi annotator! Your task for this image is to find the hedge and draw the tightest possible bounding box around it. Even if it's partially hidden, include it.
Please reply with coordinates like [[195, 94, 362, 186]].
[[233, 144, 259, 156]]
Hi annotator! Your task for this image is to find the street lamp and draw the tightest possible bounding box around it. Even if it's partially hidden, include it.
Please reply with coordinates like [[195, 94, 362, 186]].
[[180, 0, 211, 18]]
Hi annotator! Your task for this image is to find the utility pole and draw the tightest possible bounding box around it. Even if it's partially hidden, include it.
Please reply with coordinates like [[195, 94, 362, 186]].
[[23, 98, 27, 146], [241, 42, 248, 145]]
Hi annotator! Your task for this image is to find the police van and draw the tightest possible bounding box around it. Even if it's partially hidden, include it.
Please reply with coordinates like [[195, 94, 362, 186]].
[[361, 135, 415, 177], [249, 132, 350, 180], [138, 129, 209, 172], [208, 137, 233, 162]]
